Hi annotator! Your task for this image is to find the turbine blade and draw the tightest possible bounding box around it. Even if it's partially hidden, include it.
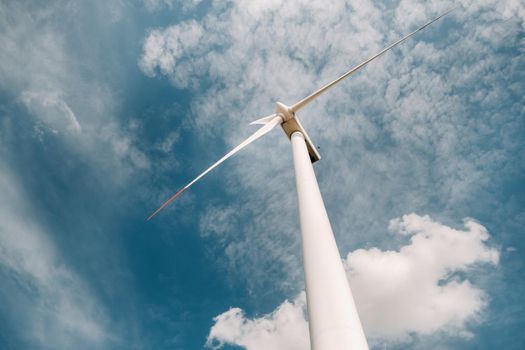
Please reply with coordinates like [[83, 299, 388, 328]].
[[250, 113, 277, 125], [147, 115, 283, 220], [290, 8, 455, 113]]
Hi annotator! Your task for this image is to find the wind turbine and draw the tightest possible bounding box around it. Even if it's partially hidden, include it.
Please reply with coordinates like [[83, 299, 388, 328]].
[[148, 10, 453, 350]]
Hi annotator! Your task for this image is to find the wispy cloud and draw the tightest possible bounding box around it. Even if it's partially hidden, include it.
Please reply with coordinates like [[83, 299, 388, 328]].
[[143, 0, 203, 12], [0, 1, 154, 188], [21, 90, 82, 133], [140, 0, 523, 296], [0, 163, 110, 349], [0, 1, 156, 347]]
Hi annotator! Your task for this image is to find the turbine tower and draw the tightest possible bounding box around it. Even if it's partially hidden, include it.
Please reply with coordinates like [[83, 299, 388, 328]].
[[148, 10, 453, 350]]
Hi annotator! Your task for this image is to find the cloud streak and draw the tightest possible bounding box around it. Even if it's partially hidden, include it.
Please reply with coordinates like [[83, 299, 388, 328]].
[[0, 1, 155, 348], [0, 162, 109, 349]]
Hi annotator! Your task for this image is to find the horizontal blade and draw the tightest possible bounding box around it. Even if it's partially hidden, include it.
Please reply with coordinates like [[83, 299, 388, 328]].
[[147, 115, 283, 221], [250, 113, 277, 125], [290, 8, 455, 113]]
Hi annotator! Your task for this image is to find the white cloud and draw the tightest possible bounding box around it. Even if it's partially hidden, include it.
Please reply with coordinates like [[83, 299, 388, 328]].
[[207, 214, 499, 348], [139, 20, 206, 87], [347, 213, 499, 340], [207, 293, 309, 350]]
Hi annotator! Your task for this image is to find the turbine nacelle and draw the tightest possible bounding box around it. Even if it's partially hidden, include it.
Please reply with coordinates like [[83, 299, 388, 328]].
[[280, 112, 321, 164], [274, 101, 320, 163], [252, 102, 321, 163]]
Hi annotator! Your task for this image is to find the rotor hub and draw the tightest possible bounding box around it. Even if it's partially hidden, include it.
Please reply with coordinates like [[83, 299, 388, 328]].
[[276, 102, 294, 122]]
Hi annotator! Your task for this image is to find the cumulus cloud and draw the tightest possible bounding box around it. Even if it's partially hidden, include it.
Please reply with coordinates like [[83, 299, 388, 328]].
[[207, 214, 499, 348], [347, 213, 499, 340], [139, 20, 206, 87], [207, 293, 309, 350]]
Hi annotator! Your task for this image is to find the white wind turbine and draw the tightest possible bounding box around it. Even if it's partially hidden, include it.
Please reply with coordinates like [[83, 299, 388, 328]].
[[149, 10, 453, 350]]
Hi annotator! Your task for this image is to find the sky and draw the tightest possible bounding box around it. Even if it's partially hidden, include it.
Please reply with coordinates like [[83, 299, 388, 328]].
[[0, 0, 524, 349]]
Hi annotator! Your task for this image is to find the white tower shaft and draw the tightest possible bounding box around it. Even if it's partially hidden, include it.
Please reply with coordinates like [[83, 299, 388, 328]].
[[291, 131, 368, 350]]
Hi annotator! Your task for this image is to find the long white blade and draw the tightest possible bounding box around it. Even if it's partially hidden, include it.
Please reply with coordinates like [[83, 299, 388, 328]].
[[250, 113, 277, 125], [290, 8, 455, 113], [147, 115, 283, 220]]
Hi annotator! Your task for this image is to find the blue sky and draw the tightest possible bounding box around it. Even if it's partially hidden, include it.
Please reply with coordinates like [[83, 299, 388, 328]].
[[0, 0, 524, 349]]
